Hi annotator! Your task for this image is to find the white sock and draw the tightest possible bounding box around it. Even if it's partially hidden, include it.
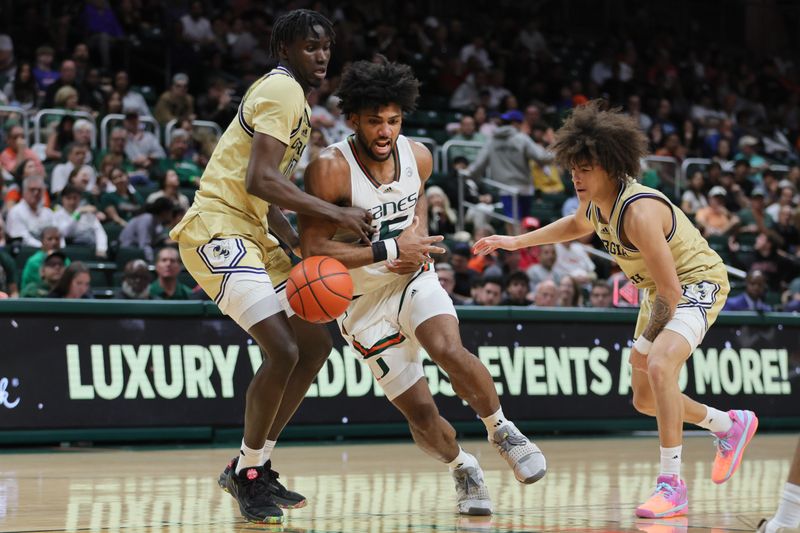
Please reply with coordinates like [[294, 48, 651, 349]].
[[695, 406, 733, 434], [235, 439, 263, 474], [481, 408, 507, 434], [261, 439, 276, 464], [769, 482, 800, 531], [660, 445, 682, 477], [447, 447, 477, 471]]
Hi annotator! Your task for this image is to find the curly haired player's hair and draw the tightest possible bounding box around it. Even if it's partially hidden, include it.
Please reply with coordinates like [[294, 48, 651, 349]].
[[552, 99, 649, 185], [335, 56, 420, 115], [269, 9, 335, 58]]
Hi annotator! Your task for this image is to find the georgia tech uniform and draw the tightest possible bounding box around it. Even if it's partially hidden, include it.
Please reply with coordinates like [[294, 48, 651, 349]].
[[330, 134, 457, 400], [585, 180, 729, 349], [169, 66, 310, 329]]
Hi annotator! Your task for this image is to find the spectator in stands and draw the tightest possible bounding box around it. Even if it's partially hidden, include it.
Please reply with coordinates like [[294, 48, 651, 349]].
[[554, 236, 597, 285], [4, 61, 37, 110], [21, 249, 66, 298], [100, 167, 144, 225], [81, 67, 105, 112], [736, 186, 778, 249], [44, 59, 86, 108], [48, 261, 91, 299], [774, 205, 800, 254], [4, 158, 50, 212], [695, 186, 739, 238], [426, 185, 456, 237], [680, 170, 708, 216], [626, 94, 652, 132], [734, 232, 797, 291], [123, 109, 165, 181], [531, 279, 557, 307], [449, 70, 489, 111], [0, 217, 18, 297], [784, 277, 800, 312], [94, 127, 131, 171], [119, 197, 174, 262], [51, 144, 96, 195], [53, 184, 108, 257], [589, 280, 613, 308], [766, 181, 798, 221], [154, 73, 194, 126], [157, 129, 201, 186], [436, 262, 470, 305], [459, 36, 492, 70], [195, 77, 237, 127], [149, 246, 192, 300], [451, 243, 477, 297], [146, 169, 190, 211], [180, 1, 215, 50], [83, 0, 125, 70], [103, 89, 124, 117], [20, 226, 67, 288], [736, 135, 769, 184], [723, 269, 771, 312], [1, 125, 44, 175], [475, 277, 503, 306], [72, 119, 95, 163], [501, 271, 531, 306], [44, 115, 75, 162], [526, 243, 560, 288], [447, 115, 486, 164], [32, 45, 58, 93], [463, 109, 554, 221], [113, 258, 151, 300], [113, 71, 150, 117], [6, 176, 55, 247], [557, 275, 583, 307]]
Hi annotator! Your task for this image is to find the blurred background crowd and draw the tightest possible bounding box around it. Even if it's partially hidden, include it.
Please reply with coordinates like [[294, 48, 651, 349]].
[[0, 0, 799, 312]]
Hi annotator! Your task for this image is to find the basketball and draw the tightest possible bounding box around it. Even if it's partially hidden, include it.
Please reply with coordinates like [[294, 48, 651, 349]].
[[286, 256, 353, 323]]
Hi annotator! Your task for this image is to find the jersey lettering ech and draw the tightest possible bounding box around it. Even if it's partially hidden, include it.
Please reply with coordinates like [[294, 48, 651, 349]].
[[170, 66, 310, 250], [585, 181, 727, 290], [331, 134, 420, 295]]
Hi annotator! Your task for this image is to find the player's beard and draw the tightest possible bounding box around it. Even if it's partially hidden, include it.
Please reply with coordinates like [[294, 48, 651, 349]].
[[356, 132, 393, 162]]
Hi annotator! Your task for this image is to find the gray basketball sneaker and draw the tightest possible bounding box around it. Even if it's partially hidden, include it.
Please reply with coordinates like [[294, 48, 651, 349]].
[[490, 423, 547, 484], [451, 461, 492, 516]]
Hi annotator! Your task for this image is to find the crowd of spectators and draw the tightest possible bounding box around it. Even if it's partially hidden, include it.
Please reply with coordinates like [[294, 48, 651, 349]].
[[0, 1, 799, 312]]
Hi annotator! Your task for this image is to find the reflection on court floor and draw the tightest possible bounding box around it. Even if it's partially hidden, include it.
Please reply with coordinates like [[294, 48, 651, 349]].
[[0, 434, 792, 532]]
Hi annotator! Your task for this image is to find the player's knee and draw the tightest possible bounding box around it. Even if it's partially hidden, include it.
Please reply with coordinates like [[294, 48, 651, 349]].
[[270, 340, 300, 370], [646, 356, 672, 387], [427, 342, 469, 369]]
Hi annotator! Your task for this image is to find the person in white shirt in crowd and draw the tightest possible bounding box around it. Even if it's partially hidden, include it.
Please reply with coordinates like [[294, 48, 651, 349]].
[[73, 119, 95, 164], [53, 184, 108, 258], [180, 1, 216, 49], [50, 143, 96, 194], [113, 70, 151, 117], [766, 180, 797, 222], [681, 170, 709, 216], [6, 176, 55, 247], [146, 169, 190, 211], [122, 108, 165, 181], [553, 234, 597, 286]]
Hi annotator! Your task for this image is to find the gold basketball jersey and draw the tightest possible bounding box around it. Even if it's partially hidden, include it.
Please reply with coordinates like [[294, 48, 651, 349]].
[[170, 66, 311, 250], [585, 181, 728, 291]]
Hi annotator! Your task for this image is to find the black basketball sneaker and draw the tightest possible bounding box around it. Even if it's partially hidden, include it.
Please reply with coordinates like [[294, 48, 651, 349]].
[[219, 456, 308, 509], [224, 463, 283, 524]]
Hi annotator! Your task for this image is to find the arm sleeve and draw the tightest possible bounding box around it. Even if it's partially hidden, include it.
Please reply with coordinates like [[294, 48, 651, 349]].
[[249, 76, 305, 145]]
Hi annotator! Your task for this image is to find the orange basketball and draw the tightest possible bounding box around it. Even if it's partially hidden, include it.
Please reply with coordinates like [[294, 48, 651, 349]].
[[286, 256, 353, 323]]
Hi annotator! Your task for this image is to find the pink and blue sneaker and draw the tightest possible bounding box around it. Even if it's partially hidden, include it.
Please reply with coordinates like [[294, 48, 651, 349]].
[[636, 474, 688, 518], [711, 409, 758, 484]]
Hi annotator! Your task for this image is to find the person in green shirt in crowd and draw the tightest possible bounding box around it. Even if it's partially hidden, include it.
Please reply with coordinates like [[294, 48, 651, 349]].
[[99, 167, 145, 226], [21, 250, 66, 297], [149, 246, 192, 300], [21, 226, 71, 289], [158, 129, 202, 186]]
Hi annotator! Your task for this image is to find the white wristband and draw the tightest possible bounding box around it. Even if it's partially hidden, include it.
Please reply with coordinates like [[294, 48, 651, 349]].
[[385, 238, 399, 261], [633, 336, 652, 355]]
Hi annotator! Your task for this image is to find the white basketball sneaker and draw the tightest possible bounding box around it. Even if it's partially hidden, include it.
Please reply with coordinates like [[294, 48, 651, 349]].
[[490, 422, 547, 484], [451, 460, 492, 516]]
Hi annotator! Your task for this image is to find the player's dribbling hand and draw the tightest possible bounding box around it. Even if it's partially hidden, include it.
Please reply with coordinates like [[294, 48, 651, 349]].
[[396, 216, 445, 264], [629, 347, 648, 373], [338, 206, 374, 244], [472, 235, 517, 256]]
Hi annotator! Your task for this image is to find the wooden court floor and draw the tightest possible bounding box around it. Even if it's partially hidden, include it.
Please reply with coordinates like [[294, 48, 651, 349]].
[[0, 433, 794, 532]]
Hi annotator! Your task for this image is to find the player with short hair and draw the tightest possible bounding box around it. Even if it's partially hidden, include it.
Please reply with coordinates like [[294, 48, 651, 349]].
[[474, 100, 758, 519], [169, 9, 373, 525], [299, 57, 547, 517]]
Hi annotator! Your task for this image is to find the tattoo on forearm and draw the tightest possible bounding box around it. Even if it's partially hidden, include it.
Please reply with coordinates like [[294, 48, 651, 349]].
[[642, 294, 674, 342]]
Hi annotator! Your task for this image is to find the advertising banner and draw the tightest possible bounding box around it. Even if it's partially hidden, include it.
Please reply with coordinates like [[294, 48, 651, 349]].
[[0, 313, 797, 429]]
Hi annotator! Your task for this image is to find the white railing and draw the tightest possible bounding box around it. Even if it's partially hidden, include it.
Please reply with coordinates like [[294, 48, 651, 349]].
[[100, 113, 161, 150], [0, 105, 31, 144], [32, 109, 95, 147], [164, 118, 223, 145]]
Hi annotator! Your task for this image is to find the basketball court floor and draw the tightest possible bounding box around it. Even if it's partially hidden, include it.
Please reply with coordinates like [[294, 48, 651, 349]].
[[0, 433, 794, 532]]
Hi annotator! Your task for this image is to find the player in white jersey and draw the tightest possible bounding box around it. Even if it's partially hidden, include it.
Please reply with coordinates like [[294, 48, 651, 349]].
[[300, 58, 547, 516]]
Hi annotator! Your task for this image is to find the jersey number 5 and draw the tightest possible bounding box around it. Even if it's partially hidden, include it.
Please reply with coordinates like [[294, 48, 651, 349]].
[[378, 215, 407, 241]]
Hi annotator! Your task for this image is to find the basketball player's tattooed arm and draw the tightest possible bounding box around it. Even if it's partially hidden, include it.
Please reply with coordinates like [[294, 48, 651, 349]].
[[623, 199, 683, 343]]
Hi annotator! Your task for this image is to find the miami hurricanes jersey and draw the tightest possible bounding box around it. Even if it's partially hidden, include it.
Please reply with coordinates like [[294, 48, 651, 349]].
[[331, 134, 421, 295], [170, 66, 310, 250], [585, 181, 728, 291]]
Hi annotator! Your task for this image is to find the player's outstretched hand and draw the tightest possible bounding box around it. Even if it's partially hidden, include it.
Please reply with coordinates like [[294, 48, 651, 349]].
[[473, 234, 517, 256], [396, 216, 445, 264], [338, 206, 374, 244]]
